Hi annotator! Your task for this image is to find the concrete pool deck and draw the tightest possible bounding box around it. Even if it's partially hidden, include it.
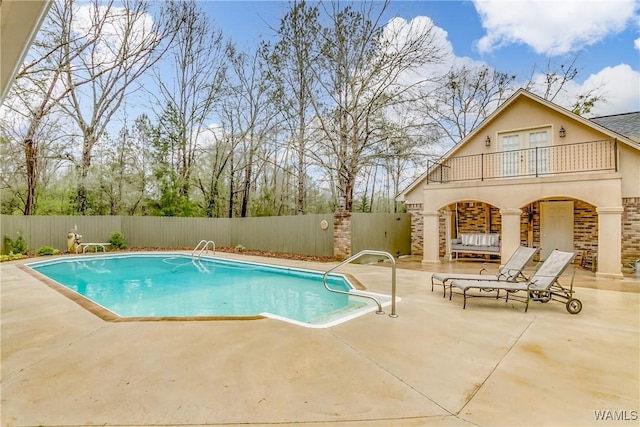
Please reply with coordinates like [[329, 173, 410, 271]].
[[1, 252, 639, 427]]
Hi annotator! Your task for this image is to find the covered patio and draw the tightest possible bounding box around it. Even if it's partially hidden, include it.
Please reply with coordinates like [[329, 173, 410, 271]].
[[420, 173, 625, 278]]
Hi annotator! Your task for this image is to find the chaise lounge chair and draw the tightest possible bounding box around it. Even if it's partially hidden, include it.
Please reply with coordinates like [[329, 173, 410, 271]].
[[431, 246, 540, 298], [449, 249, 582, 314]]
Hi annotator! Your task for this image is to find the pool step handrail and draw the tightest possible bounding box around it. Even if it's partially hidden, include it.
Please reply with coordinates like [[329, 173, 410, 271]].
[[322, 250, 398, 318], [191, 258, 210, 273], [192, 240, 216, 258]]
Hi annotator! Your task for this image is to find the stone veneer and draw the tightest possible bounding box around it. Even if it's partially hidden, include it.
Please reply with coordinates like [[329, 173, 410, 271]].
[[407, 204, 424, 255], [622, 197, 640, 266], [333, 210, 352, 261]]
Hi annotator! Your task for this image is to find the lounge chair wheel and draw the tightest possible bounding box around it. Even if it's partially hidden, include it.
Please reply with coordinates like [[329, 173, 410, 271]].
[[566, 298, 582, 315]]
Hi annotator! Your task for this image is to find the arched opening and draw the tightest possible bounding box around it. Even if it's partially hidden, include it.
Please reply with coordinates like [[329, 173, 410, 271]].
[[521, 197, 598, 268], [438, 200, 502, 261]]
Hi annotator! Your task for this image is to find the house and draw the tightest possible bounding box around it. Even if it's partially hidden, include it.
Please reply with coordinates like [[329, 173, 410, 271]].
[[397, 89, 640, 279]]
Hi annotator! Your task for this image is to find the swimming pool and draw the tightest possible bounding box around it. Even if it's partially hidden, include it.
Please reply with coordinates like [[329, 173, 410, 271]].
[[27, 254, 392, 328]]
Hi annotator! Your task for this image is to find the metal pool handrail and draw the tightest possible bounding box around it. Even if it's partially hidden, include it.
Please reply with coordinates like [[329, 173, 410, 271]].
[[192, 240, 216, 258], [322, 250, 398, 318]]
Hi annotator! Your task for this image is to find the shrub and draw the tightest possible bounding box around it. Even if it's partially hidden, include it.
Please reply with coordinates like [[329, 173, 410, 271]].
[[0, 251, 27, 262], [4, 235, 27, 255], [109, 232, 127, 249], [36, 246, 60, 256]]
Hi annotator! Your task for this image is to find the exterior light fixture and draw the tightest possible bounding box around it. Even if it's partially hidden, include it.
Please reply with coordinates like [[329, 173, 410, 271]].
[[485, 136, 491, 146], [559, 126, 566, 138]]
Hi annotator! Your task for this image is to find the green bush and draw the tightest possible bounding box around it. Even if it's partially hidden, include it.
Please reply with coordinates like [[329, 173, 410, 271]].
[[109, 232, 127, 249], [4, 235, 27, 255], [0, 252, 27, 262], [36, 246, 60, 256]]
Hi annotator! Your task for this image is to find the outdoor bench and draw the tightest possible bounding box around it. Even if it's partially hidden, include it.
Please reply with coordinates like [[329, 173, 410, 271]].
[[451, 233, 500, 260], [76, 243, 111, 254]]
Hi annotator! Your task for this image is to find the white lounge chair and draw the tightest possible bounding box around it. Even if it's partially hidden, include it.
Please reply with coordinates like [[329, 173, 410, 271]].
[[449, 250, 581, 314], [431, 246, 540, 298]]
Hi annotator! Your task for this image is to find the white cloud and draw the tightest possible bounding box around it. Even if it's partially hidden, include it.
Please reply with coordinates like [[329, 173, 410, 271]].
[[72, 4, 155, 70], [577, 64, 640, 115], [474, 0, 638, 55], [528, 63, 640, 116], [635, 37, 640, 50], [384, 16, 490, 89]]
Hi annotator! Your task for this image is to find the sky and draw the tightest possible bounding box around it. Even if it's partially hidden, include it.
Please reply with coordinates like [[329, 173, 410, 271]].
[[204, 0, 640, 117]]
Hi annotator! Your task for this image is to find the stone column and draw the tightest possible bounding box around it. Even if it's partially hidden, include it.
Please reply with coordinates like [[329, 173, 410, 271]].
[[333, 210, 352, 261], [596, 206, 624, 279], [500, 208, 522, 262], [421, 211, 441, 264]]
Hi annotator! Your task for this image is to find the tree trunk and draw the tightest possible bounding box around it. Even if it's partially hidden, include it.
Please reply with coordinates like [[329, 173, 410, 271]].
[[76, 133, 94, 214], [23, 139, 37, 215], [228, 152, 235, 218]]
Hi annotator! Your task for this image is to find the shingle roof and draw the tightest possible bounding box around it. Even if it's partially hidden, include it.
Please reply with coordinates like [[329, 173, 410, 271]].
[[590, 112, 640, 139]]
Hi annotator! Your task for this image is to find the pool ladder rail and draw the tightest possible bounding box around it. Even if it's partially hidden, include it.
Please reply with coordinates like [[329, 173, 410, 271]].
[[192, 240, 216, 258], [322, 250, 398, 318]]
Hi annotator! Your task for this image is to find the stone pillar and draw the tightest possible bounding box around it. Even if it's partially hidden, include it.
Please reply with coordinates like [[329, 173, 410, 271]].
[[596, 207, 624, 279], [500, 208, 522, 262], [421, 211, 441, 264], [406, 203, 424, 255], [333, 210, 352, 261]]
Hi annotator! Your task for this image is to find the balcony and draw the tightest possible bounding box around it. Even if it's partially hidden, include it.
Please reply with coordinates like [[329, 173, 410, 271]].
[[426, 139, 618, 184]]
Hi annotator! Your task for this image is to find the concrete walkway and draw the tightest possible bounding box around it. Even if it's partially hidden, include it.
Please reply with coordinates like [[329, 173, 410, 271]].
[[1, 253, 639, 427]]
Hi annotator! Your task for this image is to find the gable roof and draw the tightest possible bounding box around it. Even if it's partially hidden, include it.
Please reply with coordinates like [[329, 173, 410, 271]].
[[590, 112, 640, 140], [397, 88, 640, 201]]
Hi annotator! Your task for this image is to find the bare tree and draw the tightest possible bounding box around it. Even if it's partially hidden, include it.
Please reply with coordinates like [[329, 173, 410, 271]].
[[266, 0, 321, 214], [91, 112, 153, 215], [1, 0, 109, 214], [308, 1, 444, 212], [59, 0, 180, 214], [525, 53, 605, 116], [418, 64, 516, 147], [153, 0, 226, 209], [223, 44, 279, 218], [196, 128, 234, 218]]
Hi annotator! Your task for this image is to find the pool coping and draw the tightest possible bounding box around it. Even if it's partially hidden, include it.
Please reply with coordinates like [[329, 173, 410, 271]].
[[20, 252, 380, 326]]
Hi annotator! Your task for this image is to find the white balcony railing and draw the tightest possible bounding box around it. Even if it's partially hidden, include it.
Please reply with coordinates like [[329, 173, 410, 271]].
[[427, 139, 618, 184]]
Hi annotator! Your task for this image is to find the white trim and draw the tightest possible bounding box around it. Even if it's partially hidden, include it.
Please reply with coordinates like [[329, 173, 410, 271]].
[[0, 1, 52, 103]]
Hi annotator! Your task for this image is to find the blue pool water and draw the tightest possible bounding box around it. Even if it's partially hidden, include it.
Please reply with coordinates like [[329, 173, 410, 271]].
[[28, 254, 389, 327]]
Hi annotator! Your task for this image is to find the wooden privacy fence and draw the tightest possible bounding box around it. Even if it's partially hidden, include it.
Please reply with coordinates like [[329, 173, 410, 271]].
[[0, 213, 411, 258]]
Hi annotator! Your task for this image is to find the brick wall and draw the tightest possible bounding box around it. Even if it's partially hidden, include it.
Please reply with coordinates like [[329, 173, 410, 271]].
[[407, 204, 423, 255], [622, 197, 640, 266], [438, 210, 446, 257], [573, 200, 598, 260], [454, 202, 499, 234], [333, 211, 351, 260], [446, 203, 502, 259]]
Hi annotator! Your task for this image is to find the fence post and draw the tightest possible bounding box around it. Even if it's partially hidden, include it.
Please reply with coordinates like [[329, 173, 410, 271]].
[[333, 210, 352, 261]]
